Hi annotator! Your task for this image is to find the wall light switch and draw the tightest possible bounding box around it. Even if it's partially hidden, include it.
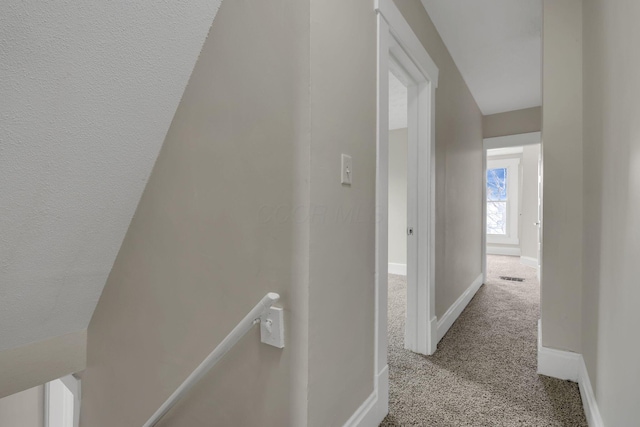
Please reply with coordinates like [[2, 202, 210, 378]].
[[341, 154, 352, 185], [260, 307, 284, 349]]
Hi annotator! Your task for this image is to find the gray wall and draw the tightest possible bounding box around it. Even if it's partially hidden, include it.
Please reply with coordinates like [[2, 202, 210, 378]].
[[394, 0, 483, 319], [81, 0, 311, 425], [389, 128, 408, 266], [0, 386, 44, 427], [483, 107, 541, 139], [582, 0, 640, 424], [541, 0, 583, 352], [520, 145, 540, 260], [81, 0, 377, 425], [306, 0, 377, 424], [0, 331, 85, 399]]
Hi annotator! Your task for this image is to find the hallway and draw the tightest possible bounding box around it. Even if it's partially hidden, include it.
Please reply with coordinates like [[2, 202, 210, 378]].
[[381, 255, 587, 426]]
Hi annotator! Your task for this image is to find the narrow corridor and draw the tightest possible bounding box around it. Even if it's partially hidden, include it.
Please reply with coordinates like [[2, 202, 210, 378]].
[[382, 255, 587, 426]]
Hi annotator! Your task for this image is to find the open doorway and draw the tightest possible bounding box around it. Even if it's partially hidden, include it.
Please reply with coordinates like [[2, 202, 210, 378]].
[[373, 0, 440, 419], [377, 7, 439, 360], [387, 72, 408, 279], [482, 132, 542, 290], [387, 68, 415, 356]]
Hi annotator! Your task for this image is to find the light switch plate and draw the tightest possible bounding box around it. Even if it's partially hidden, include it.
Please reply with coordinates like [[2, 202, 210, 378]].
[[341, 154, 352, 185], [260, 307, 284, 348]]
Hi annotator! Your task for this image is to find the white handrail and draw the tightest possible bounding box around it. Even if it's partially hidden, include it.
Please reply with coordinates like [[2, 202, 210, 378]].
[[142, 292, 280, 427]]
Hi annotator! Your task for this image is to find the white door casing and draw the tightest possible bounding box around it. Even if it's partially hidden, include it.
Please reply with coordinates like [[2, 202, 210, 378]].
[[375, 0, 439, 421], [45, 375, 80, 427]]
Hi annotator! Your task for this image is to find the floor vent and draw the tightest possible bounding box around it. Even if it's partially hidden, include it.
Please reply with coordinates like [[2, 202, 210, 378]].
[[500, 276, 525, 282]]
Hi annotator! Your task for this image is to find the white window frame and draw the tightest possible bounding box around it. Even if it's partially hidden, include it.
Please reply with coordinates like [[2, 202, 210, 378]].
[[486, 157, 520, 245]]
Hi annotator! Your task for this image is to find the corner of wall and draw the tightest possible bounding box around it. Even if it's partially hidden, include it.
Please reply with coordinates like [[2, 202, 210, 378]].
[[0, 330, 86, 399], [540, 0, 584, 354]]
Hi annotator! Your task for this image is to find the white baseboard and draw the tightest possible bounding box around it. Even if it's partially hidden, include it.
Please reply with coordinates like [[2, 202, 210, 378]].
[[428, 316, 438, 355], [537, 320, 605, 427], [578, 357, 604, 427], [520, 256, 538, 268], [343, 366, 388, 427], [537, 321, 581, 381], [388, 263, 407, 276], [375, 366, 389, 423], [487, 246, 521, 256], [436, 273, 484, 342]]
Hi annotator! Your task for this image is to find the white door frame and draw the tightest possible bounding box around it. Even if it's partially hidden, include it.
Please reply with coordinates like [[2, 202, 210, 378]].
[[373, 0, 439, 420], [44, 375, 81, 427], [482, 132, 541, 282]]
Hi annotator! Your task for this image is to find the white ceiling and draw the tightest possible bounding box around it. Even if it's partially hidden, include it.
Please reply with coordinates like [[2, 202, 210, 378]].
[[389, 71, 408, 130], [0, 0, 222, 351], [421, 0, 542, 115]]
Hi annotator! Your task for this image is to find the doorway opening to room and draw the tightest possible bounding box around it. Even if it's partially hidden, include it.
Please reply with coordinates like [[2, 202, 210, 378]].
[[387, 66, 414, 358], [482, 133, 542, 295], [374, 0, 439, 416]]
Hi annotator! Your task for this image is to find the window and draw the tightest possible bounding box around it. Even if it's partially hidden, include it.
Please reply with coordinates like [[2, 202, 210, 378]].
[[487, 167, 508, 235], [486, 157, 520, 245]]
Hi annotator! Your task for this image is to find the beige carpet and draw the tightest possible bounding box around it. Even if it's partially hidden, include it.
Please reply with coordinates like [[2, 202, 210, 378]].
[[381, 255, 587, 426]]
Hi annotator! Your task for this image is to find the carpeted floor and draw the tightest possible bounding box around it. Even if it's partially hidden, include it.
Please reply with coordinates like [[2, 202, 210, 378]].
[[381, 255, 587, 426]]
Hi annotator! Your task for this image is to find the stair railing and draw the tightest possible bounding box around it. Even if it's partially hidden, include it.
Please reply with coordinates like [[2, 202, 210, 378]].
[[142, 292, 281, 427]]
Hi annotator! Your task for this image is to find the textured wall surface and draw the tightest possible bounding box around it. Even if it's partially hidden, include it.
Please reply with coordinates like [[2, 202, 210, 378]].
[[0, 385, 44, 427], [483, 107, 542, 138], [582, 0, 640, 424], [80, 0, 311, 425], [0, 0, 222, 351]]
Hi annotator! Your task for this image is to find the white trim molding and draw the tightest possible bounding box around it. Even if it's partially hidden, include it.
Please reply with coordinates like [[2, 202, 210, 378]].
[[487, 246, 521, 256], [388, 263, 407, 276], [45, 375, 81, 427], [342, 366, 389, 427], [537, 321, 605, 427], [375, 0, 438, 87], [437, 274, 484, 342], [578, 359, 605, 427], [520, 256, 538, 268], [537, 322, 581, 382]]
